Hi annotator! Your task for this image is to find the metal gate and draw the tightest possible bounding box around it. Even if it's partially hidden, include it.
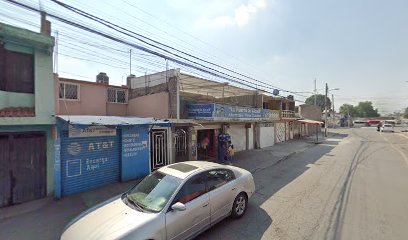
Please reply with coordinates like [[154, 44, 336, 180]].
[[174, 129, 187, 162], [285, 122, 290, 140], [275, 123, 285, 143], [0, 132, 46, 208], [61, 130, 120, 196], [150, 129, 169, 170]]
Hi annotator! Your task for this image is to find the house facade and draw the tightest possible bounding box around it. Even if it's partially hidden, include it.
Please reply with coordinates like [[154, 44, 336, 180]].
[[53, 116, 170, 198], [0, 22, 55, 207], [126, 69, 300, 164], [56, 74, 128, 116], [54, 74, 173, 197]]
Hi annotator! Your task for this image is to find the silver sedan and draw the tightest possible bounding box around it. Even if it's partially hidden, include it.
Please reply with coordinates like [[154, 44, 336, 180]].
[[61, 161, 255, 240]]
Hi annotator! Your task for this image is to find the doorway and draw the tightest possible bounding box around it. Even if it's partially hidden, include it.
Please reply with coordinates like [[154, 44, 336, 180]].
[[174, 128, 188, 162], [197, 129, 217, 161], [150, 129, 169, 171], [0, 132, 47, 208]]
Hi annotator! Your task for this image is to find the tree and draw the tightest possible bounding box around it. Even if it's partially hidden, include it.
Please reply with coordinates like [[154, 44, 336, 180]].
[[355, 101, 380, 117], [339, 104, 357, 117], [305, 94, 331, 112], [404, 107, 408, 119]]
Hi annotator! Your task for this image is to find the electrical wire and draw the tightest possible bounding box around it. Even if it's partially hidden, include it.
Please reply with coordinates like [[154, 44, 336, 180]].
[[2, 0, 309, 101], [47, 0, 309, 97]]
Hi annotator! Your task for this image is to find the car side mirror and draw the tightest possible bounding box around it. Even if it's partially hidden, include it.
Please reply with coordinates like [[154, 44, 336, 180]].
[[171, 202, 186, 211]]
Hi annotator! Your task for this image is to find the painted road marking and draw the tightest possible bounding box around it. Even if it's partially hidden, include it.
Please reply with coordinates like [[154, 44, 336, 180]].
[[381, 133, 408, 166], [399, 133, 408, 140]]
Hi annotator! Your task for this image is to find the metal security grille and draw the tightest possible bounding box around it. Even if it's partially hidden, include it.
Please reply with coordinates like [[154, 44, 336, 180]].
[[275, 123, 285, 143], [150, 129, 169, 170], [174, 129, 187, 162], [285, 122, 290, 140], [59, 83, 79, 100], [107, 88, 127, 103], [61, 130, 120, 196]]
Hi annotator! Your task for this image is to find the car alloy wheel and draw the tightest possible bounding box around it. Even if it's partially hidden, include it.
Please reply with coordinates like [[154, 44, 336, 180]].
[[232, 193, 247, 218]]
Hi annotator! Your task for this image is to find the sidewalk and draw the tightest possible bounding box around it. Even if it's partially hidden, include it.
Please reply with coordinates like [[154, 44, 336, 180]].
[[0, 132, 336, 240], [0, 180, 140, 240], [232, 140, 314, 174], [232, 131, 339, 173]]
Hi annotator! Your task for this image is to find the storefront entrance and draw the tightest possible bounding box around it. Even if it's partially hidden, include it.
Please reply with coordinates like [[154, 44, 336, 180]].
[[197, 129, 218, 161]]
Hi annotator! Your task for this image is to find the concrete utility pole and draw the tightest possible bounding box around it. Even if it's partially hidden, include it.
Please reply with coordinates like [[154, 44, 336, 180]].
[[332, 94, 335, 128], [324, 83, 328, 137], [314, 78, 317, 106]]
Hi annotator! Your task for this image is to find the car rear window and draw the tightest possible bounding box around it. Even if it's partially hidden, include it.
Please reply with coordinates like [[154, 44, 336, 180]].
[[167, 163, 198, 173]]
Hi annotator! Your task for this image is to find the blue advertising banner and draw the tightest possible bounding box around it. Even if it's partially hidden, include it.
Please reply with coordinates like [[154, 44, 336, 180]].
[[121, 126, 150, 181], [214, 104, 263, 119], [61, 132, 120, 196], [187, 104, 215, 118], [188, 103, 280, 120], [54, 139, 62, 199]]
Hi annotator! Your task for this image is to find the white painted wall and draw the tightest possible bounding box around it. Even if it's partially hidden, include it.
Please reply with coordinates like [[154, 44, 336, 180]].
[[259, 126, 275, 148], [228, 125, 246, 152], [248, 125, 254, 150], [130, 69, 179, 89]]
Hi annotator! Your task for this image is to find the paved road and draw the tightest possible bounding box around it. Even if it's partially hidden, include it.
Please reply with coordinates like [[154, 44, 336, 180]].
[[196, 128, 408, 240]]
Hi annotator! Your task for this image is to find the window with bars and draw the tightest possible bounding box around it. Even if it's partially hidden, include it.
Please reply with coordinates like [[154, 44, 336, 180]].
[[107, 88, 127, 103], [59, 83, 79, 100]]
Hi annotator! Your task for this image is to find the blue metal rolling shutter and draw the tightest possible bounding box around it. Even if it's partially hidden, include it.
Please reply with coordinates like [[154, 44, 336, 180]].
[[61, 129, 120, 196]]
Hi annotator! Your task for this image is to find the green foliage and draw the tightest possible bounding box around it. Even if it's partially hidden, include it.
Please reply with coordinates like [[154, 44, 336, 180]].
[[339, 101, 380, 118], [404, 107, 408, 118], [305, 94, 331, 112], [339, 104, 357, 117], [355, 101, 380, 117]]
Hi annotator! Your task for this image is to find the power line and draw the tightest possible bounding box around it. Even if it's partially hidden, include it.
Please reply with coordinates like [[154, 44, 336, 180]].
[[47, 0, 309, 97], [3, 0, 309, 100], [3, 0, 265, 93]]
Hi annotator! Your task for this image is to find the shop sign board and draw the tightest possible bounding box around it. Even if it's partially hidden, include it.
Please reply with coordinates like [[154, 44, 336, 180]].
[[188, 104, 279, 120], [121, 126, 150, 181], [69, 125, 116, 138]]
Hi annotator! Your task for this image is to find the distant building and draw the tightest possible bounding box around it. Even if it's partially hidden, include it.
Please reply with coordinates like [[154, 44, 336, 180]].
[[126, 69, 303, 163], [56, 75, 128, 116]]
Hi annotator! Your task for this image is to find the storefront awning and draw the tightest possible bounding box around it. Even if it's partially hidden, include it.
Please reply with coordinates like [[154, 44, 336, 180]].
[[297, 119, 323, 125], [57, 115, 170, 126]]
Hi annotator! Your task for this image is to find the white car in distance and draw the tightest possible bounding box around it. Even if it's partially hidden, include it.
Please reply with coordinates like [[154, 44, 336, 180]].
[[380, 124, 394, 132], [61, 161, 255, 240]]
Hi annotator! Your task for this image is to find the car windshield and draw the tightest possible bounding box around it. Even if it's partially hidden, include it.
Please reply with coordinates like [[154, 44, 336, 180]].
[[126, 171, 182, 213]]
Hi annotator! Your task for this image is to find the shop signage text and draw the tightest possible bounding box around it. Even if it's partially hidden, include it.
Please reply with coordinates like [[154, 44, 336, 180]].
[[69, 125, 116, 138]]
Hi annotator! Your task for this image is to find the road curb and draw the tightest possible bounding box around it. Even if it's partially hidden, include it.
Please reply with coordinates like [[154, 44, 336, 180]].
[[250, 142, 315, 174]]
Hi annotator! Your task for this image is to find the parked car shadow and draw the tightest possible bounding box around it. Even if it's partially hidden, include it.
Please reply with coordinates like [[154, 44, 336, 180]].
[[195, 200, 272, 240]]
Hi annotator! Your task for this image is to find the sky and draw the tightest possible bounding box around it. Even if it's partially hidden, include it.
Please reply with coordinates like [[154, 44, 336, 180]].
[[1, 0, 407, 114]]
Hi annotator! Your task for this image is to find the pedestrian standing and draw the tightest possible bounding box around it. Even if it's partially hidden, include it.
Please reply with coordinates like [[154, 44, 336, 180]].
[[227, 141, 234, 165]]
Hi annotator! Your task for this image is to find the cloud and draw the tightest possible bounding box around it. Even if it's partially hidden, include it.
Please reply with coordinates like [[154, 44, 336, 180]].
[[196, 0, 268, 28]]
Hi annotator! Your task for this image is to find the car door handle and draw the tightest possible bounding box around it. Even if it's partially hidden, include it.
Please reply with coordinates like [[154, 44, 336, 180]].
[[202, 203, 209, 208]]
